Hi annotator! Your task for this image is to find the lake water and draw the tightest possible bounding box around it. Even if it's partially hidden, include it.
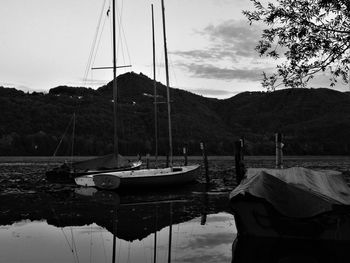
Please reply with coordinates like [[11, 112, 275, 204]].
[[1, 156, 350, 262]]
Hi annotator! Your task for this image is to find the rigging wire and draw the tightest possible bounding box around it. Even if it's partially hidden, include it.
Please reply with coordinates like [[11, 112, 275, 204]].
[[89, 225, 93, 263], [116, 0, 132, 70], [52, 114, 75, 157], [127, 241, 131, 263], [140, 237, 148, 263], [156, 52, 165, 90], [69, 203, 80, 263], [107, 0, 132, 75], [168, 55, 179, 89], [84, 0, 133, 86], [72, 227, 80, 263], [46, 201, 78, 263], [118, 238, 122, 262], [173, 220, 181, 262], [91, 9, 110, 73], [109, 1, 114, 68], [83, 0, 108, 84], [100, 229, 108, 263], [116, 0, 126, 67], [70, 227, 80, 263]]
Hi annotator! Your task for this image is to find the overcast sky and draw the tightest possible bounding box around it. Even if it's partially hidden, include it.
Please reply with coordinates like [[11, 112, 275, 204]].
[[1, 0, 348, 99]]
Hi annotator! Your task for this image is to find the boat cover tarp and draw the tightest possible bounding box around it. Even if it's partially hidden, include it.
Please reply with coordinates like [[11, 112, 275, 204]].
[[72, 154, 130, 170], [230, 167, 350, 218]]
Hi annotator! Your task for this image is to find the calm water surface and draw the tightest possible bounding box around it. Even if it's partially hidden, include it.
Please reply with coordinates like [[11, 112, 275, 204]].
[[1, 156, 350, 263]]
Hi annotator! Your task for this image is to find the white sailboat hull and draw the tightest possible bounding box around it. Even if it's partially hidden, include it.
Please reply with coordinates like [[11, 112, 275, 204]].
[[75, 165, 200, 190]]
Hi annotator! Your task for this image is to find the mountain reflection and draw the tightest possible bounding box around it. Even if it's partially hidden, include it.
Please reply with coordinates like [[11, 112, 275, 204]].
[[2, 187, 224, 242], [0, 187, 235, 263]]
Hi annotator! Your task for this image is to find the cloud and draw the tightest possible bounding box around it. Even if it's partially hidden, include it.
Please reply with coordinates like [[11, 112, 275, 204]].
[[172, 20, 263, 63], [180, 63, 265, 81], [173, 231, 235, 263], [78, 78, 109, 86], [170, 19, 279, 84], [189, 88, 235, 97], [170, 49, 233, 62], [0, 81, 16, 87], [171, 48, 239, 63], [201, 20, 262, 58], [176, 252, 231, 263], [184, 232, 235, 249], [0, 81, 30, 90]]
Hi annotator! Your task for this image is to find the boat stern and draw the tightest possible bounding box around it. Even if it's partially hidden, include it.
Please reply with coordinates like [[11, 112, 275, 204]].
[[75, 175, 95, 187]]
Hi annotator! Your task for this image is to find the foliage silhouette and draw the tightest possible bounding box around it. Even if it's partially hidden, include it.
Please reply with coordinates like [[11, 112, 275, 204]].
[[245, 0, 350, 90]]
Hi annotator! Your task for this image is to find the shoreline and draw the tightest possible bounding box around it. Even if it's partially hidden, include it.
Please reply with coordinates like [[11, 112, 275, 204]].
[[0, 155, 349, 163]]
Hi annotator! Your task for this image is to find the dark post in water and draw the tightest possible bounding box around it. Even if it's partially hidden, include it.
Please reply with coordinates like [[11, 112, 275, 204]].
[[234, 139, 245, 184], [146, 153, 150, 169], [183, 146, 188, 166], [200, 142, 210, 184], [275, 133, 283, 168], [166, 154, 169, 168]]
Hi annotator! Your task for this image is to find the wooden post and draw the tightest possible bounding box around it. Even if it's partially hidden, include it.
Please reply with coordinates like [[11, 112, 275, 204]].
[[234, 139, 245, 184], [275, 133, 283, 168], [200, 190, 208, 225], [200, 213, 207, 225], [166, 154, 169, 168], [146, 153, 150, 169], [200, 142, 210, 184], [183, 146, 188, 166]]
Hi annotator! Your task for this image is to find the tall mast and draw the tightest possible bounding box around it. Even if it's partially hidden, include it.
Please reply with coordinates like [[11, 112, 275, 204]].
[[112, 0, 119, 166], [152, 4, 158, 167], [161, 0, 173, 167], [70, 112, 76, 166]]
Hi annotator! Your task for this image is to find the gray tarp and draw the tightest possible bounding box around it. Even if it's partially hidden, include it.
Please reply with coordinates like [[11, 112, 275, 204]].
[[230, 167, 350, 218], [72, 154, 130, 171]]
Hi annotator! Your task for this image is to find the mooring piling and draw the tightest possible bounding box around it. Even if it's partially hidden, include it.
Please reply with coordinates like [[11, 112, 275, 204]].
[[166, 154, 169, 168], [183, 146, 188, 166], [200, 142, 210, 184], [275, 133, 283, 168], [146, 153, 150, 169], [234, 138, 245, 184]]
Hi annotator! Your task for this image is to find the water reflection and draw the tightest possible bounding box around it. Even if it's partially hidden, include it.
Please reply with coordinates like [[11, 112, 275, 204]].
[[0, 187, 235, 263]]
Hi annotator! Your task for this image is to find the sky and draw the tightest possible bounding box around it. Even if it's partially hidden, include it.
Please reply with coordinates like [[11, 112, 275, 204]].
[[1, 0, 349, 99]]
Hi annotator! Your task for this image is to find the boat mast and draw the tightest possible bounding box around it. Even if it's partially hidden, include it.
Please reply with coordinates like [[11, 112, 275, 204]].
[[167, 202, 173, 263], [161, 0, 173, 168], [70, 112, 76, 167], [112, 0, 119, 166], [152, 4, 158, 168]]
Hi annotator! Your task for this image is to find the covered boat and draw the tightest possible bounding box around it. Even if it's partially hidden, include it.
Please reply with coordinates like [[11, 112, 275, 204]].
[[46, 154, 142, 182], [230, 167, 350, 240]]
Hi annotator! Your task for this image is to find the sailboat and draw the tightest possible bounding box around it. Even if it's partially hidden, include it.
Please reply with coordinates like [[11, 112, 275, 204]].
[[46, 3, 142, 183], [74, 0, 200, 190]]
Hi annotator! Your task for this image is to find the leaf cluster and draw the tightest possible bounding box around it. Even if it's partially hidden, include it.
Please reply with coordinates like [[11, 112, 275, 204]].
[[244, 0, 350, 89]]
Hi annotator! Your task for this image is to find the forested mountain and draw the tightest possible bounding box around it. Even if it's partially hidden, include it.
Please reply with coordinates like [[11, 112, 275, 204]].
[[1, 72, 350, 156]]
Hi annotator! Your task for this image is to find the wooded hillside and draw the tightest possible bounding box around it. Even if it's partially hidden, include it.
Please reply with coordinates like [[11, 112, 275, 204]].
[[1, 72, 350, 156]]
